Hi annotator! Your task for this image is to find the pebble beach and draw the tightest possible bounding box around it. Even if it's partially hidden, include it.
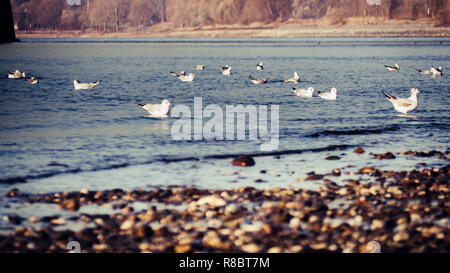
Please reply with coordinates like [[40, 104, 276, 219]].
[[1, 148, 448, 253]]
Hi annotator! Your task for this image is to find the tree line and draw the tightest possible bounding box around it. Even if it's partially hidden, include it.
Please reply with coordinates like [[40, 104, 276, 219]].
[[11, 0, 450, 31]]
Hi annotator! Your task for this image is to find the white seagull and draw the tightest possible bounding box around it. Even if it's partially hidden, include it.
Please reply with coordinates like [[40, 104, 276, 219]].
[[256, 62, 264, 70], [417, 68, 432, 75], [284, 72, 300, 83], [221, 66, 231, 75], [137, 99, 171, 117], [385, 63, 400, 71], [249, 75, 267, 84], [318, 88, 338, 100], [170, 71, 185, 77], [178, 73, 196, 82], [8, 70, 26, 79], [383, 88, 420, 116], [27, 77, 38, 84], [196, 65, 205, 70], [292, 87, 315, 98], [73, 79, 100, 90], [431, 66, 443, 76]]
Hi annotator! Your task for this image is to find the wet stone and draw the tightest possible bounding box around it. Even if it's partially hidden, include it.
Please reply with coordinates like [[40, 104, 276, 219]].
[[353, 147, 365, 154], [231, 156, 255, 167], [374, 152, 396, 160], [306, 173, 324, 181], [58, 199, 80, 211]]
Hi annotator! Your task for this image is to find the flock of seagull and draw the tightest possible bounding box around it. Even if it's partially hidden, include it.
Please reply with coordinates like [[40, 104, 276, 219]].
[[6, 61, 443, 117], [381, 63, 442, 116], [384, 63, 443, 77]]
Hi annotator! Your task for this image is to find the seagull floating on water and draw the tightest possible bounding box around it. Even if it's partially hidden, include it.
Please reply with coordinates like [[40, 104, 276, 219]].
[[318, 88, 338, 100], [292, 87, 315, 98], [27, 77, 38, 84], [137, 99, 171, 117], [417, 68, 433, 75], [431, 65, 443, 76], [8, 70, 26, 79], [383, 88, 420, 116], [221, 66, 231, 75], [385, 63, 400, 71], [178, 73, 195, 82], [170, 71, 185, 77], [196, 65, 205, 70], [284, 72, 300, 83], [249, 75, 267, 84], [73, 79, 100, 90], [256, 62, 264, 71]]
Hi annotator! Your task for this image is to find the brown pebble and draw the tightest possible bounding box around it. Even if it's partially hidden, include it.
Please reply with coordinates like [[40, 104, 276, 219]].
[[175, 244, 192, 253], [374, 152, 396, 160], [58, 199, 80, 211], [358, 167, 378, 174], [332, 168, 341, 176], [306, 174, 324, 181], [353, 147, 365, 154], [232, 156, 255, 167]]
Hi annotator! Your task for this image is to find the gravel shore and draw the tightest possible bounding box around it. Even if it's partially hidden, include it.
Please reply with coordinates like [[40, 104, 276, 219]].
[[0, 149, 448, 253]]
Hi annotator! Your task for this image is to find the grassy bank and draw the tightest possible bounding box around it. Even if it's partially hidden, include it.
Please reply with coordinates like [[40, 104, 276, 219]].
[[16, 19, 450, 39]]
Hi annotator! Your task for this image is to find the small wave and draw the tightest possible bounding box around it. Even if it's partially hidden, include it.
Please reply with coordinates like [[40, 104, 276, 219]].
[[0, 144, 355, 184], [307, 125, 401, 138], [0, 168, 82, 184]]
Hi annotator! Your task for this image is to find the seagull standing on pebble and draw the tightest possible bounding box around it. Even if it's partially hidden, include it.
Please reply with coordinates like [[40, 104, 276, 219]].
[[284, 72, 300, 83], [137, 99, 171, 117], [221, 66, 231, 75], [73, 79, 100, 90], [292, 87, 315, 98], [383, 88, 420, 116], [318, 88, 338, 100], [385, 63, 400, 71], [256, 62, 264, 70]]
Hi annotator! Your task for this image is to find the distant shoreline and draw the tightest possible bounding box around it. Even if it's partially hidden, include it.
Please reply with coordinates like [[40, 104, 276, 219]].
[[15, 20, 450, 39]]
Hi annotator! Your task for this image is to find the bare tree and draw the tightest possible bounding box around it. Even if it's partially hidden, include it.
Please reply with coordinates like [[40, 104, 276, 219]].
[[129, 0, 162, 27]]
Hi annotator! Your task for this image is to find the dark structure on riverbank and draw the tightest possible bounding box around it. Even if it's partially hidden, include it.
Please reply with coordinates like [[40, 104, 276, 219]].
[[0, 1, 18, 43]]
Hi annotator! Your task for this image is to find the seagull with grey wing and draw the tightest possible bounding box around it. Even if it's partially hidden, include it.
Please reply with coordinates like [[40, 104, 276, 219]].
[[256, 62, 264, 71], [221, 66, 231, 75], [385, 63, 400, 71], [73, 79, 100, 90], [292, 87, 315, 98], [8, 70, 26, 79], [137, 99, 171, 118], [27, 77, 38, 84], [249, 75, 267, 84], [383, 88, 420, 116], [170, 71, 185, 77], [178, 73, 196, 82], [284, 72, 300, 83], [317, 88, 338, 100], [417, 67, 432, 75], [431, 65, 443, 77]]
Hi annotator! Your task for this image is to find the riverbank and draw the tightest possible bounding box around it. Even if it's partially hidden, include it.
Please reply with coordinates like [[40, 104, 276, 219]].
[[15, 18, 450, 39], [0, 149, 448, 253]]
